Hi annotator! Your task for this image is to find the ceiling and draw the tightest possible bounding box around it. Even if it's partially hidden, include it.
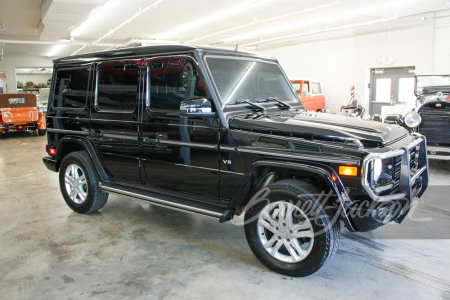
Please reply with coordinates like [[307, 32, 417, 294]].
[[0, 0, 449, 57]]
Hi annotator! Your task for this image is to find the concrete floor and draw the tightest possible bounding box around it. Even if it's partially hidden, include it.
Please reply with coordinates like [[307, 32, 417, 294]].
[[1, 131, 449, 300]]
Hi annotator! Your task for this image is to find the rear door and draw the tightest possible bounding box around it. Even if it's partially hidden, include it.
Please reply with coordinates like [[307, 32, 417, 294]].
[[90, 60, 142, 183], [310, 82, 325, 110]]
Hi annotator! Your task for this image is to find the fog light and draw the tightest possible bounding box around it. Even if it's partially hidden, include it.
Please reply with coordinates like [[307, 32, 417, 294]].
[[383, 213, 393, 225], [339, 166, 357, 176]]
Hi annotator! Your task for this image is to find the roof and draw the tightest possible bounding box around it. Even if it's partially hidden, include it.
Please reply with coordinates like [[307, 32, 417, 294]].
[[54, 44, 272, 64]]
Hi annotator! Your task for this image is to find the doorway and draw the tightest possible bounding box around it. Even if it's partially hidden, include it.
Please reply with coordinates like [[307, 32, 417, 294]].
[[369, 66, 416, 118], [0, 71, 6, 93]]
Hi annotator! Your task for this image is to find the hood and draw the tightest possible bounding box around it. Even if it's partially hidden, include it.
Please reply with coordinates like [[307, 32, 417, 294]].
[[229, 111, 408, 146]]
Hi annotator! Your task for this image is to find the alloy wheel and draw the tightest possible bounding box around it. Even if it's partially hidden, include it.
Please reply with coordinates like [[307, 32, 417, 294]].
[[64, 163, 88, 204], [257, 201, 314, 263]]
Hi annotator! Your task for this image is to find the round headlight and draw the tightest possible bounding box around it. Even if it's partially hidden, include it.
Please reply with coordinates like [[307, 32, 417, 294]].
[[404, 111, 422, 128]]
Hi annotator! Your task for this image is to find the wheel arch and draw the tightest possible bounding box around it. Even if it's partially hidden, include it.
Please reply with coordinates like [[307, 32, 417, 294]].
[[56, 136, 109, 182], [228, 160, 356, 231]]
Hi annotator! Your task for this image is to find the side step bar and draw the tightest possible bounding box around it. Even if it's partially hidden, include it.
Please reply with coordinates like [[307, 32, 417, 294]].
[[99, 182, 226, 219]]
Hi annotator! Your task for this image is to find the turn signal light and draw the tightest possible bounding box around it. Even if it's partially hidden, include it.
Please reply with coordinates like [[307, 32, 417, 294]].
[[339, 166, 357, 176], [49, 148, 57, 155]]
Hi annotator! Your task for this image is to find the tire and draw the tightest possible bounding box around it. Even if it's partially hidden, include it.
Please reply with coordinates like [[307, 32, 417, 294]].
[[59, 151, 108, 214], [244, 179, 340, 277], [38, 129, 47, 136]]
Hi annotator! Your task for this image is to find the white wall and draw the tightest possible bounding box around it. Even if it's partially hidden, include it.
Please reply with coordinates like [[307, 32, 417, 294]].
[[0, 54, 53, 93], [264, 10, 450, 114], [265, 37, 355, 113]]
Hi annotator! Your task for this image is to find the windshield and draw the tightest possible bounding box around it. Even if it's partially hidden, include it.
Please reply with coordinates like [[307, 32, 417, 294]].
[[415, 75, 450, 102], [205, 57, 301, 107], [416, 75, 450, 95]]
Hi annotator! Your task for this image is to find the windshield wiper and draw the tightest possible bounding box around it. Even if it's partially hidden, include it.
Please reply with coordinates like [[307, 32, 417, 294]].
[[257, 97, 291, 110], [235, 99, 266, 115]]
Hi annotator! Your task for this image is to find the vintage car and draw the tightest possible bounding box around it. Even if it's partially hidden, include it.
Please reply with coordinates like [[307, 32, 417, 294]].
[[384, 75, 450, 160], [43, 45, 428, 277], [0, 93, 46, 137], [290, 78, 325, 111], [339, 93, 382, 121]]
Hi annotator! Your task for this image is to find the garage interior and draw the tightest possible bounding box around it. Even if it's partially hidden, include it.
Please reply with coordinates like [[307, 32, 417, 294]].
[[1, 0, 450, 299]]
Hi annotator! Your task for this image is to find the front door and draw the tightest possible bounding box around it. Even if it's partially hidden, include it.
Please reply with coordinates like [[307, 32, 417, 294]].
[[140, 55, 220, 198], [90, 60, 142, 183], [370, 67, 416, 117]]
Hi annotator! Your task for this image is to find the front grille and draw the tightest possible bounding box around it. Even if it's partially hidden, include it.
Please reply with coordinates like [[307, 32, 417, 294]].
[[419, 106, 450, 146], [392, 155, 402, 193]]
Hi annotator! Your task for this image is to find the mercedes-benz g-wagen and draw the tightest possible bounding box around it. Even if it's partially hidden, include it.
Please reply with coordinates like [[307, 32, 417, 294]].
[[43, 45, 429, 277]]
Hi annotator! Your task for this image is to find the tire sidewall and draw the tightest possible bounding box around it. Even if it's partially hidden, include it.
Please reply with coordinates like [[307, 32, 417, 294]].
[[244, 184, 335, 275], [59, 153, 96, 214]]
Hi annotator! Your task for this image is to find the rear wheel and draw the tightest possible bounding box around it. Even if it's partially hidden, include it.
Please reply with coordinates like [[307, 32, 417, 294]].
[[38, 129, 46, 136], [244, 179, 340, 277], [59, 151, 108, 214]]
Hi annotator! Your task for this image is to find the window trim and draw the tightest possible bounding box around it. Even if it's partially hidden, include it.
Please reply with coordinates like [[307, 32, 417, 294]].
[[94, 61, 140, 114], [51, 66, 91, 110], [145, 55, 210, 114], [311, 82, 322, 94]]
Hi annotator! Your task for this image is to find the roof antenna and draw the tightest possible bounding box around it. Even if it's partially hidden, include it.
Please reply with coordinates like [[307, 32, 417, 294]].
[[235, 44, 238, 51]]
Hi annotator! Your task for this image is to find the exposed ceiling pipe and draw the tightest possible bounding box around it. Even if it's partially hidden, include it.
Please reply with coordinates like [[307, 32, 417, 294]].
[[241, 13, 399, 47], [184, 0, 340, 44], [241, 5, 450, 48], [71, 0, 165, 56], [0, 39, 116, 47]]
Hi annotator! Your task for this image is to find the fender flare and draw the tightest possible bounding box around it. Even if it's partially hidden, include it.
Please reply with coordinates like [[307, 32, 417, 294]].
[[227, 160, 356, 231], [56, 136, 110, 182]]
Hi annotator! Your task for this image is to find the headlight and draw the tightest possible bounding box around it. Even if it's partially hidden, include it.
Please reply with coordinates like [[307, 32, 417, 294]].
[[404, 111, 421, 128], [373, 158, 382, 182]]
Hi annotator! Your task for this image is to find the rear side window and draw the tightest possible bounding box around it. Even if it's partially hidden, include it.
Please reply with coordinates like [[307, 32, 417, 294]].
[[311, 82, 321, 94], [96, 63, 139, 112], [53, 67, 90, 108]]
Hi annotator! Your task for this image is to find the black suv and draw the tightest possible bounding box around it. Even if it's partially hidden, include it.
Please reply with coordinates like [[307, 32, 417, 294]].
[[43, 45, 429, 277]]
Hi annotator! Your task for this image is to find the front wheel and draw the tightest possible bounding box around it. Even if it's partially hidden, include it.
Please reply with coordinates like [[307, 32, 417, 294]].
[[244, 179, 340, 277], [59, 151, 108, 214]]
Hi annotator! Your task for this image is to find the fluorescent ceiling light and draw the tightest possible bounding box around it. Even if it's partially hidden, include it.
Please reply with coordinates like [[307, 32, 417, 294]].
[[185, 0, 339, 44], [157, 0, 271, 40], [47, 45, 66, 57], [92, 0, 164, 44], [71, 0, 123, 37], [224, 0, 424, 43], [71, 0, 164, 56], [241, 13, 399, 47]]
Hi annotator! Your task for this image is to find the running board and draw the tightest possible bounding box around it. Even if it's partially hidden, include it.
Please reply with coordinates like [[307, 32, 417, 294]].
[[99, 182, 226, 219]]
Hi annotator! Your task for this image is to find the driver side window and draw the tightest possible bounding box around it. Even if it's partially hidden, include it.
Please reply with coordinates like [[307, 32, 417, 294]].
[[149, 58, 207, 111]]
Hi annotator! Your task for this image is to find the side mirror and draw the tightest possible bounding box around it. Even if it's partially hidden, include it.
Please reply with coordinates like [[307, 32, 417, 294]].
[[180, 98, 216, 118], [301, 91, 308, 97]]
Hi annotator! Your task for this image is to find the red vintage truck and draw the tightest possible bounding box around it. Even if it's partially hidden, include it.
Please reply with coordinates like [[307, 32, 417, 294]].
[[290, 79, 325, 111], [0, 93, 46, 137]]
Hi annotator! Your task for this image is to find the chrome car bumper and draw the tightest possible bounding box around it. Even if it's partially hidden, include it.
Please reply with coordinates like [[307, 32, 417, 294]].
[[427, 146, 450, 160], [362, 134, 429, 203]]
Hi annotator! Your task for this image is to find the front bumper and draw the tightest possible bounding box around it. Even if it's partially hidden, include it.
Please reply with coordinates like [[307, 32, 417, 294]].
[[362, 133, 429, 203], [427, 146, 450, 160], [43, 156, 58, 172]]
